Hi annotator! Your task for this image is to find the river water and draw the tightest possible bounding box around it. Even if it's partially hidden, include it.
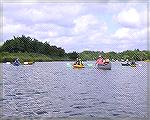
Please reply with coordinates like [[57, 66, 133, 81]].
[[1, 61, 149, 120]]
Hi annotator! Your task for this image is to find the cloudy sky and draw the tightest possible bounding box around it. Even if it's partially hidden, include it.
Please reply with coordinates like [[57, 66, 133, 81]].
[[2, 0, 149, 52]]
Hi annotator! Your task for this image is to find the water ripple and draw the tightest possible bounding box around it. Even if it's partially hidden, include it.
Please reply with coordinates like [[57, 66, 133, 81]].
[[2, 62, 148, 118]]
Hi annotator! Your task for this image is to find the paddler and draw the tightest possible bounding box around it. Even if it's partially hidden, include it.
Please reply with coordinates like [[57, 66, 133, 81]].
[[79, 59, 83, 65], [13, 58, 21, 66], [74, 58, 80, 65], [130, 60, 136, 65], [104, 58, 110, 64], [95, 55, 104, 65]]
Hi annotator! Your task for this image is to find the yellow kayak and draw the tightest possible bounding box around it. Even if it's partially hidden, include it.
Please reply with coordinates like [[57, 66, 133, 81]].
[[130, 64, 136, 67], [73, 64, 84, 68], [28, 62, 34, 65]]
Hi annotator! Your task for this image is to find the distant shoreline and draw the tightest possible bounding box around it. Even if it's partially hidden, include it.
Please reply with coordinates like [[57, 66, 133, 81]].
[[0, 52, 71, 63], [1, 51, 150, 63], [144, 60, 150, 62]]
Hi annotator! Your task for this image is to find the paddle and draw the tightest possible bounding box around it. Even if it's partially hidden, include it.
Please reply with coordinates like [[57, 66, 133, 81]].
[[66, 63, 72, 68], [138, 64, 142, 66], [86, 63, 94, 67]]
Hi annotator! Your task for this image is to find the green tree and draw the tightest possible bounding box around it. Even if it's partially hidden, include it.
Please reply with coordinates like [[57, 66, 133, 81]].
[[67, 51, 78, 60]]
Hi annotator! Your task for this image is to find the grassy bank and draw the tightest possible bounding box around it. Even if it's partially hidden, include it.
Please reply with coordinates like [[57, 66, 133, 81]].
[[144, 60, 150, 62], [0, 52, 70, 63]]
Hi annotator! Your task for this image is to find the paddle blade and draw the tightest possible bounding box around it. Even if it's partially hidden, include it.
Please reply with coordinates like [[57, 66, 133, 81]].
[[138, 64, 142, 66], [66, 63, 72, 68], [86, 63, 94, 67]]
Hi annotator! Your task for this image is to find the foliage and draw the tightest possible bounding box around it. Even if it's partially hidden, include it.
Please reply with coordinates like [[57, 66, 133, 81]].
[[1, 35, 65, 57], [67, 51, 79, 60], [79, 49, 150, 61], [0, 35, 150, 62], [0, 52, 70, 63]]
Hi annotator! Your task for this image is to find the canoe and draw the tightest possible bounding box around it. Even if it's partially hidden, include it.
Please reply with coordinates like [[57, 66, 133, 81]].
[[73, 64, 84, 68], [97, 62, 111, 70]]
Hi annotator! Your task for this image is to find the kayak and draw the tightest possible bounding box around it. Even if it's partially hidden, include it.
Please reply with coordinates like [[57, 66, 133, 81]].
[[97, 62, 111, 70], [130, 64, 136, 67], [12, 62, 20, 66], [121, 63, 136, 67], [28, 62, 34, 65], [73, 64, 84, 68], [5, 62, 11, 64], [121, 63, 130, 66], [23, 62, 34, 65]]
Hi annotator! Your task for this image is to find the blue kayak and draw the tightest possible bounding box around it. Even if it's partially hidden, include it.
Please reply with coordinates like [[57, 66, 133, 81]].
[[12, 62, 21, 66]]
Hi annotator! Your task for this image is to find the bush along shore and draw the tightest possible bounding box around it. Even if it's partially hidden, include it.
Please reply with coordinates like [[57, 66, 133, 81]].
[[0, 35, 150, 63], [0, 52, 72, 63]]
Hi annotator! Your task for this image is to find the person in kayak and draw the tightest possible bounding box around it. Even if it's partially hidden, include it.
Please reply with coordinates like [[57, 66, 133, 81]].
[[104, 58, 110, 64], [130, 60, 136, 65], [125, 59, 130, 65], [96, 55, 104, 65], [74, 58, 80, 65], [79, 59, 84, 65], [74, 58, 83, 65], [13, 58, 21, 65]]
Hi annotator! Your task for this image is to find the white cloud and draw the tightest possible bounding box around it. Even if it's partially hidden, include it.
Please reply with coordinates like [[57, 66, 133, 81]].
[[48, 31, 58, 37], [73, 14, 94, 34], [140, 9, 148, 26], [89, 32, 112, 45], [47, 36, 77, 51], [113, 28, 131, 39], [33, 23, 64, 35], [116, 8, 141, 28], [3, 3, 84, 25], [113, 27, 147, 45], [3, 23, 31, 34], [2, 2, 147, 52], [73, 14, 107, 34]]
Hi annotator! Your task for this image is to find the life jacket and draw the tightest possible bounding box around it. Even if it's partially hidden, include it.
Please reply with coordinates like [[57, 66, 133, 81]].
[[105, 59, 110, 63], [96, 58, 104, 64]]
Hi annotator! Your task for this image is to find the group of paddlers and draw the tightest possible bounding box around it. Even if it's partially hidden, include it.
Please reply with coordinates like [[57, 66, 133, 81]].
[[74, 55, 110, 65], [74, 58, 84, 65]]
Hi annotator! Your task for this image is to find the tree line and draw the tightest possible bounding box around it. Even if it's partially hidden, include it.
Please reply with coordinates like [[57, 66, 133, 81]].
[[0, 35, 78, 62], [79, 49, 150, 61], [0, 35, 150, 62], [0, 35, 66, 57]]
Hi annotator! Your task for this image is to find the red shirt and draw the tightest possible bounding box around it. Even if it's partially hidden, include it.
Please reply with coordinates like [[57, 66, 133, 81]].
[[96, 58, 104, 64]]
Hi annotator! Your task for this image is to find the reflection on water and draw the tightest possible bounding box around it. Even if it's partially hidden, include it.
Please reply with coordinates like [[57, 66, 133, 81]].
[[1, 61, 148, 119]]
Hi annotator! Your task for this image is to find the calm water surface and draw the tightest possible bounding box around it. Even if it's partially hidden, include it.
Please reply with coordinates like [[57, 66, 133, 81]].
[[1, 61, 148, 119]]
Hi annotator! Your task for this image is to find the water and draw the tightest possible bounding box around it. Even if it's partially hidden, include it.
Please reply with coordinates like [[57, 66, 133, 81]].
[[1, 61, 148, 119]]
